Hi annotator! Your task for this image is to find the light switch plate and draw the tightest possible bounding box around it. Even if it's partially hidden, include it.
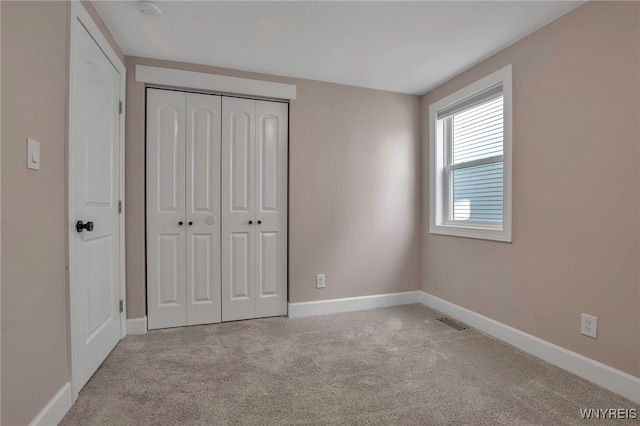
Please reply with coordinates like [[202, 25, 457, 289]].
[[27, 138, 40, 171]]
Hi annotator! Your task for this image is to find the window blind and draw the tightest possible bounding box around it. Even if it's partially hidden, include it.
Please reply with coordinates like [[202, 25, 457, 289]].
[[452, 96, 503, 164], [437, 84, 502, 120], [452, 162, 503, 222], [449, 95, 504, 223]]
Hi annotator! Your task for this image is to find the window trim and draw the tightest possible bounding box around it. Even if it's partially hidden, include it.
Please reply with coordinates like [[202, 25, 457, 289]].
[[429, 64, 513, 242]]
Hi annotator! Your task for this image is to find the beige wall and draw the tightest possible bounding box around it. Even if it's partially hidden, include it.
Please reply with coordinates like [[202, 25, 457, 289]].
[[421, 0, 640, 377], [1, 2, 70, 424], [124, 57, 421, 318]]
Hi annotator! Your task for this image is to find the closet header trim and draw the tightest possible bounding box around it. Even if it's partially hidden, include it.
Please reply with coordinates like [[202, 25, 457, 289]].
[[136, 65, 297, 101]]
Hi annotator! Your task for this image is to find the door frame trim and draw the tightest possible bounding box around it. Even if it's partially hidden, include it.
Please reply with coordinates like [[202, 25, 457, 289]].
[[67, 1, 127, 402]]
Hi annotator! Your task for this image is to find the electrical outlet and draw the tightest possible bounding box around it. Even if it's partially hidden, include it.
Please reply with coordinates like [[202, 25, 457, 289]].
[[316, 274, 326, 289], [581, 313, 597, 339]]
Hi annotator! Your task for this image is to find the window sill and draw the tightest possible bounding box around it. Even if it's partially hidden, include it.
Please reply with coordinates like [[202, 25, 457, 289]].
[[429, 223, 512, 243]]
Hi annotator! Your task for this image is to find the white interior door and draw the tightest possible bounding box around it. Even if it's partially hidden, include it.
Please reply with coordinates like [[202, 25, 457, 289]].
[[222, 97, 256, 321], [222, 97, 288, 321], [186, 93, 222, 325], [70, 12, 123, 393], [255, 101, 288, 318], [147, 90, 222, 329], [147, 89, 187, 329]]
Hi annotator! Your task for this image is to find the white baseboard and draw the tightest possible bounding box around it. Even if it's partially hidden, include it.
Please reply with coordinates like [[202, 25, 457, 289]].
[[126, 316, 147, 335], [288, 291, 421, 318], [30, 382, 72, 426], [420, 291, 640, 404]]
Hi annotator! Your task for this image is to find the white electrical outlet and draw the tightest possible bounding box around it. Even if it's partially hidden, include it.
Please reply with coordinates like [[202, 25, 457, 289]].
[[316, 274, 326, 289], [581, 313, 598, 339]]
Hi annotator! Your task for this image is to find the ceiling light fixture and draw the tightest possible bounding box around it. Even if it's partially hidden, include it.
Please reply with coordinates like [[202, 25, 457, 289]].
[[137, 1, 162, 19]]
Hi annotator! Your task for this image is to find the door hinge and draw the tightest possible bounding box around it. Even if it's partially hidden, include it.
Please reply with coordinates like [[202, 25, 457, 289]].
[[118, 200, 122, 214], [119, 101, 123, 115], [119, 300, 124, 314]]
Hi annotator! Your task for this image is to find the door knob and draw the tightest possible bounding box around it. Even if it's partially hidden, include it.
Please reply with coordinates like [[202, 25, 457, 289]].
[[257, 220, 262, 225], [248, 220, 253, 225], [76, 220, 94, 233], [178, 221, 183, 226]]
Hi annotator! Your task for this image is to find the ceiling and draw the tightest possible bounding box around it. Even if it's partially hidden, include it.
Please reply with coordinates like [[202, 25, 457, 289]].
[[94, 1, 583, 95]]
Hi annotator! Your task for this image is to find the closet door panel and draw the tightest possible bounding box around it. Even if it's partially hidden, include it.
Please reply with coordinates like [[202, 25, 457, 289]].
[[147, 89, 187, 329], [186, 93, 222, 325], [230, 113, 252, 213], [222, 97, 256, 321], [257, 231, 278, 295], [255, 101, 288, 317], [230, 232, 252, 298]]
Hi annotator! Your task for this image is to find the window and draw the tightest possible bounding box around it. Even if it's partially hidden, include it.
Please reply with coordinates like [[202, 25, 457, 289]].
[[429, 65, 512, 242]]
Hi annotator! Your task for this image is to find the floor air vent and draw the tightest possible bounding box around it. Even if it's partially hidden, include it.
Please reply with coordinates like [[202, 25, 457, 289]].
[[436, 317, 467, 330]]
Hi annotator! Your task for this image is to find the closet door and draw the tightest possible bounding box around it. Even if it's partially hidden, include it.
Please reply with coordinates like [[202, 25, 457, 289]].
[[222, 97, 288, 321], [186, 93, 222, 325], [255, 101, 288, 318], [221, 97, 256, 321], [147, 89, 187, 329]]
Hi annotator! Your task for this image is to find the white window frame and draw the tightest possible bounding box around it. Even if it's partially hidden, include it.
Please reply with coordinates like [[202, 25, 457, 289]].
[[429, 64, 512, 242]]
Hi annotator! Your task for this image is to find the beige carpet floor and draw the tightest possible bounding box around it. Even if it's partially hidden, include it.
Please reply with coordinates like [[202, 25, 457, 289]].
[[61, 304, 638, 425]]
